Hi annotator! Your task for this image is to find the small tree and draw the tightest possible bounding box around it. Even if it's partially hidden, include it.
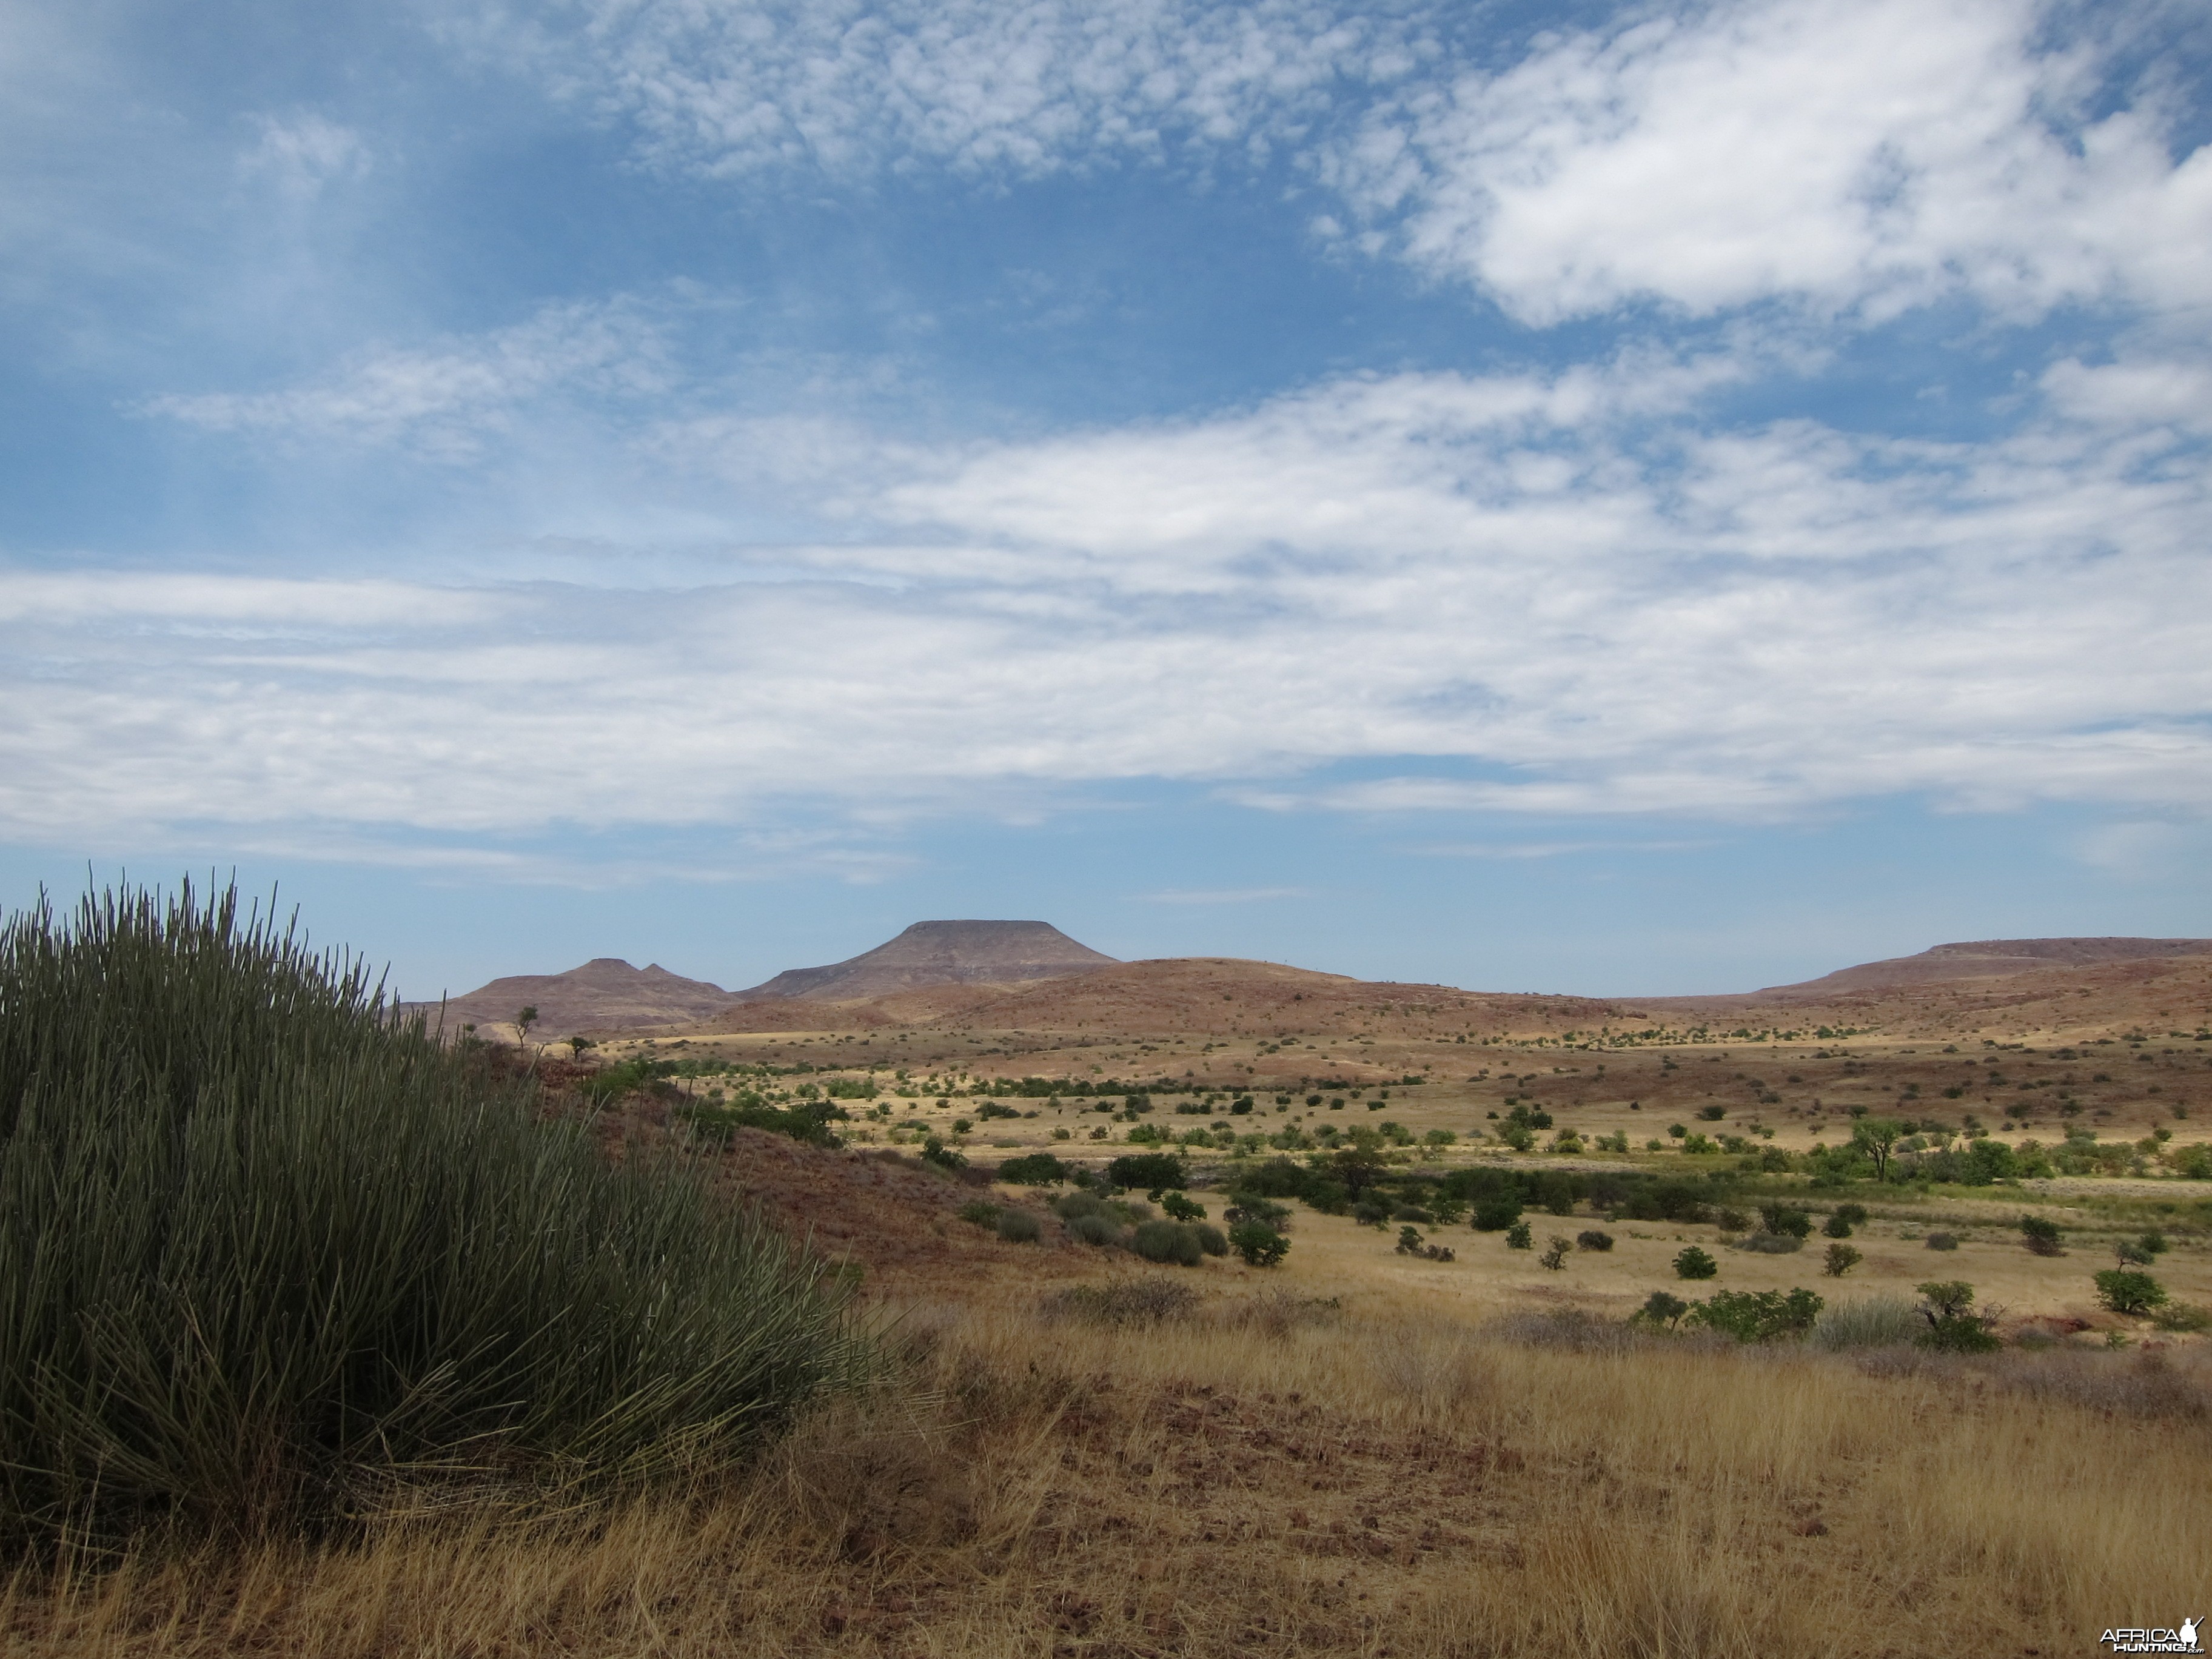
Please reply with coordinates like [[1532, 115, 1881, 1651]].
[[1161, 1191, 1206, 1222], [515, 1005, 538, 1044], [1823, 1242, 1863, 1277], [568, 1034, 595, 1058], [1760, 1204, 1812, 1239], [2094, 1269, 2167, 1316], [1851, 1117, 1905, 1182], [2019, 1215, 2064, 1256], [1638, 1290, 1690, 1328], [1505, 1221, 1533, 1250], [1822, 1213, 1854, 1239], [1674, 1245, 1718, 1281], [1539, 1236, 1570, 1270]]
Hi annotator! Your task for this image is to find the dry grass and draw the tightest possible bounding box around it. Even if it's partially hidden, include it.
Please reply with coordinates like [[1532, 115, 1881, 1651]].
[[10, 1280, 2207, 1658]]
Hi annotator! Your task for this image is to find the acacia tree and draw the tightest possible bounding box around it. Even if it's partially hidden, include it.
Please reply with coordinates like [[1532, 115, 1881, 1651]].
[[1851, 1117, 1906, 1182]]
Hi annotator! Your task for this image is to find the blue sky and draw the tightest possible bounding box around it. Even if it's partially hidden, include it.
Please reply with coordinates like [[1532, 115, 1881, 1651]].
[[3, 0, 2209, 999]]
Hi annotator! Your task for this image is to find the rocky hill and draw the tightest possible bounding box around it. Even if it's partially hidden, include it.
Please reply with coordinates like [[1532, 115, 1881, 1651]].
[[733, 920, 1116, 1001], [411, 958, 737, 1037]]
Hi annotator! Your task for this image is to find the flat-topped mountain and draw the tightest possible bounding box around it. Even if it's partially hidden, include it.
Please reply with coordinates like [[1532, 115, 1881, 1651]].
[[1741, 937, 2212, 999], [415, 957, 736, 1036], [735, 920, 1117, 1002]]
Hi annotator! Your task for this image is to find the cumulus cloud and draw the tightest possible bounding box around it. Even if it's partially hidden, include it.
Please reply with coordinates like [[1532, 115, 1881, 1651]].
[[137, 299, 671, 458], [8, 354, 2209, 853], [1319, 0, 2212, 324]]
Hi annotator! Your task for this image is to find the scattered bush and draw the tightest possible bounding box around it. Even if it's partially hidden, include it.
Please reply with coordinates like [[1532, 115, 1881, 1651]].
[[1924, 1232, 1959, 1251], [1228, 1221, 1290, 1267], [1131, 1218, 1206, 1265], [2020, 1214, 2064, 1256], [1575, 1230, 1614, 1252], [1823, 1242, 1863, 1277], [956, 1199, 1001, 1228], [2094, 1269, 2168, 1316], [1157, 1190, 1204, 1222], [1822, 1213, 1854, 1239], [1506, 1221, 1534, 1250], [996, 1153, 1068, 1185], [2115, 1239, 2155, 1267], [1674, 1245, 1719, 1280], [996, 1208, 1042, 1244], [1471, 1196, 1524, 1231], [1039, 1281, 1198, 1326], [1915, 1281, 2000, 1352], [1758, 1204, 1813, 1239], [1352, 1201, 1392, 1228], [2139, 1230, 2170, 1256], [1713, 1207, 1751, 1233], [1809, 1295, 1920, 1350], [1832, 1202, 1869, 1228], [1067, 1213, 1122, 1247], [919, 1136, 967, 1170], [1689, 1287, 1823, 1342], [1193, 1223, 1228, 1257], [1737, 1232, 1803, 1254], [2149, 1302, 2211, 1333]]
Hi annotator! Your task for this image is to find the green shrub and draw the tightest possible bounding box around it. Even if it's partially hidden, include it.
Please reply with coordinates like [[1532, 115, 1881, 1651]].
[[1352, 1200, 1392, 1228], [1758, 1204, 1812, 1239], [1822, 1213, 1854, 1239], [2148, 1302, 2211, 1333], [1193, 1223, 1228, 1257], [920, 1135, 967, 1170], [1228, 1221, 1290, 1267], [0, 881, 866, 1546], [1505, 1221, 1533, 1250], [1737, 1232, 1803, 1254], [1224, 1193, 1290, 1230], [1674, 1245, 1718, 1280], [1105, 1153, 1188, 1193], [1688, 1287, 1823, 1342], [2019, 1214, 2063, 1256], [1823, 1242, 1863, 1276], [2094, 1269, 2168, 1316], [2139, 1230, 2169, 1256], [1713, 1206, 1751, 1233], [1915, 1281, 2000, 1352], [996, 1153, 1069, 1185], [1132, 1219, 1205, 1265], [1832, 1202, 1869, 1228], [1472, 1196, 1524, 1231], [1067, 1213, 1122, 1247], [996, 1208, 1042, 1244], [1575, 1230, 1614, 1252], [1161, 1191, 1206, 1222], [957, 1199, 1002, 1228], [1924, 1231, 1959, 1251]]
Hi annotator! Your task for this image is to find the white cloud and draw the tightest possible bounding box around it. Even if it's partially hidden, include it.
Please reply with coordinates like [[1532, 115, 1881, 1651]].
[[469, 0, 1425, 179], [1319, 0, 2212, 324], [137, 299, 670, 458], [240, 113, 370, 201], [9, 353, 2210, 847]]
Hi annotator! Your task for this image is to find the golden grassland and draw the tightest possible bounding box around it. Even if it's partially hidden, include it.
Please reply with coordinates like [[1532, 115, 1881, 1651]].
[[10, 1273, 2208, 1658]]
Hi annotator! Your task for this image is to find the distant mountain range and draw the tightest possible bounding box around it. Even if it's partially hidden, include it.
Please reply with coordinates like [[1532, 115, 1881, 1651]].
[[414, 919, 1117, 1035], [415, 929, 2212, 1039]]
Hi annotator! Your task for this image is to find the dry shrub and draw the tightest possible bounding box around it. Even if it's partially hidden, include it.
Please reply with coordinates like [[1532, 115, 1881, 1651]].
[[1037, 1277, 1198, 1326]]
